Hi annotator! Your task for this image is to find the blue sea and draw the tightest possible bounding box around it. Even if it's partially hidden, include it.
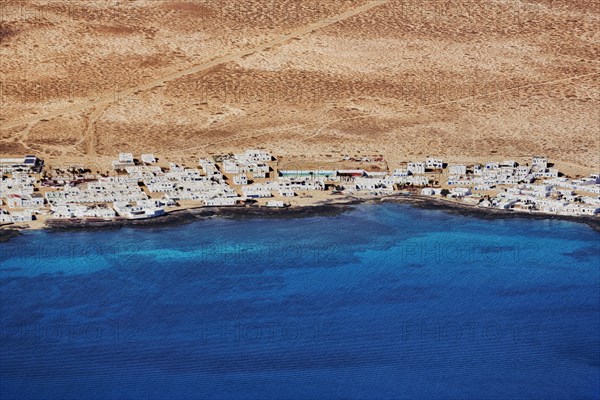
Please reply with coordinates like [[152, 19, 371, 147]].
[[1, 203, 599, 400]]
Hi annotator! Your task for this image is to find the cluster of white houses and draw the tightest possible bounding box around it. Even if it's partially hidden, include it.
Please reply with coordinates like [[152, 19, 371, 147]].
[[419, 156, 600, 216], [0, 155, 44, 174], [1, 151, 599, 224]]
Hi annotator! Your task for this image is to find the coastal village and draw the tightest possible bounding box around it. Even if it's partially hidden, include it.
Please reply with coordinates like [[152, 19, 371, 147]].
[[1, 150, 599, 229]]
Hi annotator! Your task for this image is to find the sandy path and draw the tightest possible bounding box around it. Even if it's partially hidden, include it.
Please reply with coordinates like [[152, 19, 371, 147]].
[[0, 0, 389, 137], [82, 103, 112, 155]]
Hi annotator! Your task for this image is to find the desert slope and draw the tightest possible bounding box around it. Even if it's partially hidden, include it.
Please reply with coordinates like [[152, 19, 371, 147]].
[[1, 0, 598, 172]]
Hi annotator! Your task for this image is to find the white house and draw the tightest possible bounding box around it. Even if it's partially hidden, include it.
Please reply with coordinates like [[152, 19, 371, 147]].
[[246, 149, 271, 162], [564, 204, 600, 216], [392, 168, 409, 177], [52, 204, 116, 219], [222, 159, 242, 174], [243, 185, 273, 198], [0, 210, 12, 223], [450, 187, 472, 197], [112, 153, 135, 169], [448, 165, 467, 176], [203, 197, 238, 207], [278, 188, 295, 197], [84, 205, 117, 218], [252, 170, 268, 179], [119, 153, 134, 163], [141, 154, 156, 164], [233, 174, 248, 185], [532, 156, 548, 170], [477, 199, 491, 208], [407, 162, 426, 174], [26, 194, 44, 208], [425, 157, 444, 169], [474, 184, 492, 191], [247, 163, 269, 175], [421, 188, 441, 196], [500, 160, 517, 168], [10, 211, 33, 222], [51, 203, 88, 218], [515, 165, 531, 177], [0, 155, 44, 173], [536, 199, 568, 213], [112, 202, 165, 219], [497, 199, 518, 209], [6, 193, 44, 209], [6, 194, 24, 208], [354, 177, 390, 191]]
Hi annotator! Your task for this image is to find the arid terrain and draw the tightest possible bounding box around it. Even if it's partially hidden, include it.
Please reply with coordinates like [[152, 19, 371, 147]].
[[1, 0, 599, 174]]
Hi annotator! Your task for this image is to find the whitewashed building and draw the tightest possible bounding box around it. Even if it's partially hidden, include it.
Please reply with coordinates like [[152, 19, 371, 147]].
[[425, 157, 444, 169], [233, 174, 248, 185], [141, 154, 156, 164], [421, 188, 442, 196], [448, 165, 467, 176], [450, 188, 472, 197], [407, 162, 426, 174], [278, 188, 295, 197], [238, 149, 272, 163], [532, 156, 548, 170], [203, 197, 239, 207]]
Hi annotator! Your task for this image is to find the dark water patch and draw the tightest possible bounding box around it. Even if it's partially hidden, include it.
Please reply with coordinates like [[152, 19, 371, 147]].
[[562, 245, 600, 262], [0, 228, 22, 243], [554, 340, 600, 368], [0, 267, 23, 272], [480, 245, 516, 253], [3, 311, 45, 327], [0, 341, 404, 379], [511, 303, 600, 317], [496, 284, 587, 297]]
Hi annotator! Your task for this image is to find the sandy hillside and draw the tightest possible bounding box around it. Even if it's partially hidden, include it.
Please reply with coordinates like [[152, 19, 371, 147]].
[[1, 0, 598, 173]]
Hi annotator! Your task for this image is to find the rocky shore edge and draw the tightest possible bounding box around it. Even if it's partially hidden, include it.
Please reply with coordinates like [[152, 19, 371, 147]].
[[1, 194, 599, 243]]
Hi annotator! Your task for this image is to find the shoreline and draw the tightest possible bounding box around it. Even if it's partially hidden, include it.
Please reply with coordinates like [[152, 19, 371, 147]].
[[380, 194, 600, 233], [1, 194, 599, 243]]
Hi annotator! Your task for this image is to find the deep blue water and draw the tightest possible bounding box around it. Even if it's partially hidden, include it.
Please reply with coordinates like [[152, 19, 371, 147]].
[[1, 203, 599, 400]]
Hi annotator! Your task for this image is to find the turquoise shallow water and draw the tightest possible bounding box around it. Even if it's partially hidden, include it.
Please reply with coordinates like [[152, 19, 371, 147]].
[[1, 203, 599, 399]]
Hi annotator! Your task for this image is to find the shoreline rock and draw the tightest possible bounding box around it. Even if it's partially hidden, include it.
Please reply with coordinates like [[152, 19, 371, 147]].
[[1, 195, 599, 242]]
